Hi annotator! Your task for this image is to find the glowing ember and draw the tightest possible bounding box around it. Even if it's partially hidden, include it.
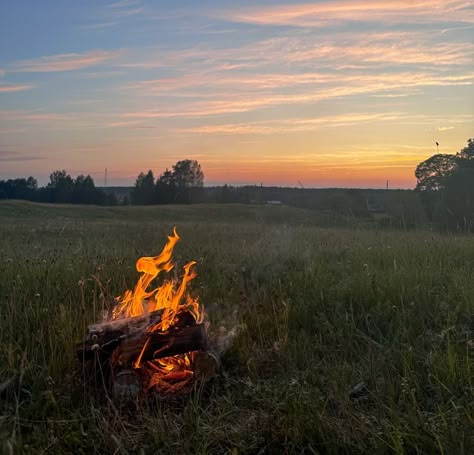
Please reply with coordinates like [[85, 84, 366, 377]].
[[112, 227, 204, 394]]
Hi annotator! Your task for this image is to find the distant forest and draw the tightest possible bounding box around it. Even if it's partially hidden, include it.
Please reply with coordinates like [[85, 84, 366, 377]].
[[1, 140, 473, 231]]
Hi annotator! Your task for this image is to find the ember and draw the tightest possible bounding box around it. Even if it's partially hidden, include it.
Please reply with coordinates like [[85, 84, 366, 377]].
[[77, 228, 216, 401]]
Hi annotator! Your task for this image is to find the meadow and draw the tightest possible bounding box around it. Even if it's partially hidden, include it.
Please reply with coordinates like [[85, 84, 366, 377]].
[[0, 200, 473, 454]]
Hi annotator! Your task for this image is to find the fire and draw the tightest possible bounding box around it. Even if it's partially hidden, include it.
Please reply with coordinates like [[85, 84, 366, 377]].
[[112, 227, 204, 394]]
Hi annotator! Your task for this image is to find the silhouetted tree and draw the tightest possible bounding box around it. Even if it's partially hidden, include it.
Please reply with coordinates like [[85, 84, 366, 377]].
[[442, 139, 474, 230], [131, 170, 155, 205], [458, 138, 474, 160], [415, 154, 457, 191], [172, 159, 204, 203], [172, 160, 204, 188], [72, 174, 103, 204], [0, 171, 115, 205], [155, 169, 177, 204], [0, 177, 38, 200], [46, 170, 74, 203], [153, 160, 204, 204], [415, 139, 474, 230]]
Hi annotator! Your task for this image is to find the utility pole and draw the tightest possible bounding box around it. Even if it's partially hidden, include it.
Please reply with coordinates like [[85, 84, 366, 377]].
[[386, 180, 389, 190], [104, 168, 108, 188]]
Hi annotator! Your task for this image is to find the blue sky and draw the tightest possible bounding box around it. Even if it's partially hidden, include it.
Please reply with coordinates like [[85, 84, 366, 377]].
[[1, 0, 473, 187]]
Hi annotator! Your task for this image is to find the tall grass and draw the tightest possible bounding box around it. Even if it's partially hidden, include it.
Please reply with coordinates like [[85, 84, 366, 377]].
[[0, 201, 473, 453]]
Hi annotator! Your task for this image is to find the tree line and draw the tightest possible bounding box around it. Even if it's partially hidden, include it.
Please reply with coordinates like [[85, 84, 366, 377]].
[[0, 159, 204, 206], [0, 170, 117, 205], [131, 159, 204, 204], [2, 143, 474, 232], [415, 138, 474, 231]]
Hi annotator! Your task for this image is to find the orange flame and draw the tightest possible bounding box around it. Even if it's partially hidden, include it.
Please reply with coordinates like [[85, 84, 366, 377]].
[[112, 227, 203, 394]]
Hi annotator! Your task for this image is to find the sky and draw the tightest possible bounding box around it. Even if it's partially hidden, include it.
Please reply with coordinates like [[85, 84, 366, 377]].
[[0, 0, 473, 188]]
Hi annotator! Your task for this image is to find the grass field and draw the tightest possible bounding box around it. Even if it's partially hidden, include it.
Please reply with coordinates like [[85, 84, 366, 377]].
[[0, 200, 473, 454]]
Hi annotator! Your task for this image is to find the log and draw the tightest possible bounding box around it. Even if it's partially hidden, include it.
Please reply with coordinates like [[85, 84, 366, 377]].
[[76, 309, 198, 361], [87, 308, 165, 338], [112, 369, 142, 405], [119, 324, 208, 365]]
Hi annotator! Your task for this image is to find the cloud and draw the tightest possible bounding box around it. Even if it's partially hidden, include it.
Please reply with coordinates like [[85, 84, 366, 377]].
[[9, 50, 121, 73], [0, 110, 76, 121], [174, 112, 411, 135], [0, 150, 44, 162], [0, 128, 25, 134], [80, 21, 119, 30], [0, 84, 33, 93], [105, 0, 143, 17], [437, 126, 455, 131], [119, 28, 474, 84], [80, 0, 143, 29], [122, 71, 473, 118], [220, 1, 474, 27]]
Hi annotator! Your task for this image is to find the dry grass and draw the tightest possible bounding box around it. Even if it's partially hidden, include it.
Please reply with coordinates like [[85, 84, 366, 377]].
[[0, 200, 473, 454]]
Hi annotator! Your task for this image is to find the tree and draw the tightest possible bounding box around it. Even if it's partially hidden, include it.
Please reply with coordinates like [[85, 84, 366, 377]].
[[0, 177, 37, 200], [458, 138, 474, 160], [131, 170, 155, 205], [443, 138, 474, 230], [171, 159, 204, 203], [46, 170, 74, 203], [415, 139, 474, 230], [415, 154, 457, 191], [155, 169, 177, 204], [172, 160, 204, 188], [72, 174, 102, 204], [153, 160, 204, 204]]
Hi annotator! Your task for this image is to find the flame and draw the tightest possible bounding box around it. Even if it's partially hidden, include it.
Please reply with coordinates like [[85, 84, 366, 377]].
[[112, 227, 204, 394]]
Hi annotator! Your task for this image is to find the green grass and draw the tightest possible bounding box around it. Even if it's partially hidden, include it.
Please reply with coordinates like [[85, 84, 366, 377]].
[[0, 200, 473, 454]]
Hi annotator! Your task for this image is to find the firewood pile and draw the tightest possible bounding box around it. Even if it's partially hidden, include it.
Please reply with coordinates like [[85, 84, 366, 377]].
[[76, 308, 220, 403], [76, 228, 223, 404]]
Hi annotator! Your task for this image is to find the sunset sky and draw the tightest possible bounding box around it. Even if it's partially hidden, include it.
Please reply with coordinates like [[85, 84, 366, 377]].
[[1, 0, 473, 188]]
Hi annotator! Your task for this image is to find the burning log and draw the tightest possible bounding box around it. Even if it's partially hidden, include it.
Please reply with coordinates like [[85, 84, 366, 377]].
[[117, 323, 208, 364], [76, 309, 165, 361], [76, 310, 203, 362]]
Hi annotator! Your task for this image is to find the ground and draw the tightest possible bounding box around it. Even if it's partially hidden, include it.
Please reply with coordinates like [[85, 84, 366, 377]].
[[0, 200, 473, 454]]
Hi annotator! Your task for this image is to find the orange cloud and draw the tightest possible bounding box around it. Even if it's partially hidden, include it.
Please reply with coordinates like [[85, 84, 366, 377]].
[[221, 1, 473, 27], [0, 84, 33, 93], [0, 110, 77, 122], [10, 50, 121, 73], [121, 72, 473, 118], [175, 112, 411, 135]]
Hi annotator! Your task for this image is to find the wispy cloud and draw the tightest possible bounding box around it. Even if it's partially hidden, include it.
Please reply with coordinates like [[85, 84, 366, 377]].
[[0, 150, 44, 162], [174, 112, 412, 135], [0, 110, 76, 121], [122, 71, 473, 118], [9, 50, 121, 73], [0, 128, 25, 134], [80, 21, 119, 30], [105, 0, 143, 17], [81, 1, 144, 29], [0, 84, 33, 93], [220, 1, 474, 27], [437, 126, 455, 131]]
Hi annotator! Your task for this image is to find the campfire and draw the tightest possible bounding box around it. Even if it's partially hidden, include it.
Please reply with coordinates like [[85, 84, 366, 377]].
[[77, 228, 218, 402]]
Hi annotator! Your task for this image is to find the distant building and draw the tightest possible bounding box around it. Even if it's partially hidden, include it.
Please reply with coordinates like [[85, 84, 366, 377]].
[[266, 200, 282, 205]]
